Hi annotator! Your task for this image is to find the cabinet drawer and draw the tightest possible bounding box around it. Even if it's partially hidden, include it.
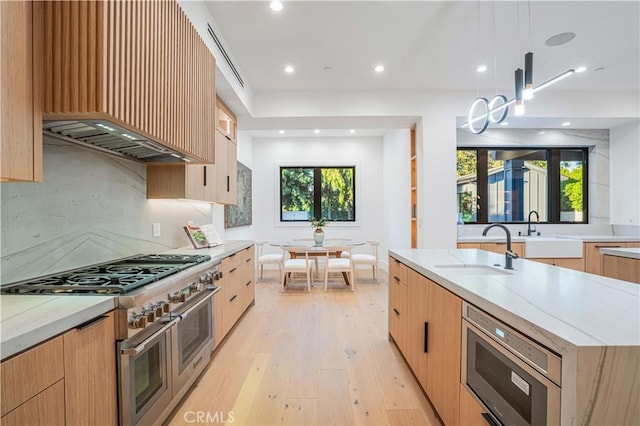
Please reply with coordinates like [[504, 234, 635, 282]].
[[389, 256, 409, 284], [1, 335, 64, 416], [1, 379, 65, 425]]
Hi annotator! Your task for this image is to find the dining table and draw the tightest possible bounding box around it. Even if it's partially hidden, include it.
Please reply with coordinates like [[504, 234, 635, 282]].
[[270, 240, 365, 286]]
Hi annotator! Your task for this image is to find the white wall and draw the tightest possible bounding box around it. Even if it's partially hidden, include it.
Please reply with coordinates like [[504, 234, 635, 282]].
[[251, 136, 384, 257], [610, 121, 640, 227], [382, 129, 411, 256]]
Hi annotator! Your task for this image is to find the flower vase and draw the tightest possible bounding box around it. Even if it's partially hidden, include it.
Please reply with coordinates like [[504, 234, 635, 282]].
[[313, 228, 325, 246]]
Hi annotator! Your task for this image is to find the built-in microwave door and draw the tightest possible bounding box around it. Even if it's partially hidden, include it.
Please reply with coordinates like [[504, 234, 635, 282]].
[[464, 324, 561, 426], [119, 320, 175, 426], [172, 289, 215, 393]]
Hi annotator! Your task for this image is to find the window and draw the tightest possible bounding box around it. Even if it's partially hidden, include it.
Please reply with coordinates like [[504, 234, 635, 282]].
[[456, 148, 588, 224], [280, 166, 355, 222]]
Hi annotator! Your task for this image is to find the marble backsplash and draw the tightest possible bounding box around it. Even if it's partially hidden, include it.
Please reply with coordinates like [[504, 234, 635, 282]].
[[0, 139, 215, 284]]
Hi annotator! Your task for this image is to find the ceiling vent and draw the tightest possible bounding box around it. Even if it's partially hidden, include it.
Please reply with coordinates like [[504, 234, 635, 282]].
[[207, 24, 245, 88]]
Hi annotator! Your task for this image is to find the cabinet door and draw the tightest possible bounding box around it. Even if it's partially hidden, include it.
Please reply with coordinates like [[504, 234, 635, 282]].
[[406, 269, 429, 390], [214, 130, 237, 204], [481, 242, 525, 258], [459, 384, 489, 426], [63, 312, 117, 426], [0, 0, 42, 182], [185, 165, 206, 202], [603, 255, 640, 284], [426, 280, 462, 426], [388, 260, 408, 353], [1, 380, 65, 426], [584, 242, 627, 275], [457, 243, 482, 249], [552, 257, 585, 272]]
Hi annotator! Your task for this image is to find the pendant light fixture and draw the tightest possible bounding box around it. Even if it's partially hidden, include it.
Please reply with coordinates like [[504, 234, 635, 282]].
[[523, 52, 534, 99], [514, 68, 525, 116]]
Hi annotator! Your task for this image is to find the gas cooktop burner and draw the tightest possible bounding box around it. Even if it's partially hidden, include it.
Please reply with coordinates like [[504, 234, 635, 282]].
[[2, 253, 211, 295]]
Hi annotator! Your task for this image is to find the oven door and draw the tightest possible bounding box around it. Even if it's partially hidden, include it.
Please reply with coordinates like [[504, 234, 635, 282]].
[[119, 318, 177, 426], [462, 320, 561, 426], [172, 289, 215, 394]]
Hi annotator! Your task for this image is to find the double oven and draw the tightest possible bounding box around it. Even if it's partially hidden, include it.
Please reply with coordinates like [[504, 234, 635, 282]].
[[461, 302, 561, 426], [119, 285, 216, 426]]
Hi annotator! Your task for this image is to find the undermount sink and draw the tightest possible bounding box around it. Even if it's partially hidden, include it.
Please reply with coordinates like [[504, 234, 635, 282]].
[[433, 264, 512, 276], [524, 237, 583, 258]]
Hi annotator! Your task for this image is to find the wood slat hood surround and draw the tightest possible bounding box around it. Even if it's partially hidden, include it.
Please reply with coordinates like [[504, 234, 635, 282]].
[[42, 0, 216, 164]]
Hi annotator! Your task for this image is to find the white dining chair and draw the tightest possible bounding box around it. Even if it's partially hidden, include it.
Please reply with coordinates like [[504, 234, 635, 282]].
[[345, 240, 379, 283], [293, 237, 320, 276], [281, 246, 314, 293], [255, 241, 283, 282], [323, 245, 354, 292]]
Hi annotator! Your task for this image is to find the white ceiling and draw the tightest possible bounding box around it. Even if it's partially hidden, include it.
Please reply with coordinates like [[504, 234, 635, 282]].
[[205, 1, 639, 134]]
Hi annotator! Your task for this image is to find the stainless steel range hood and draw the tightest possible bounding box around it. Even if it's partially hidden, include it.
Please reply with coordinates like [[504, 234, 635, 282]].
[[43, 120, 195, 163]]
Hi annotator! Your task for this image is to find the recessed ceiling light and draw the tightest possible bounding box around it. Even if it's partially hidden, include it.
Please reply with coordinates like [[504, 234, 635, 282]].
[[284, 65, 294, 73], [476, 65, 487, 73], [374, 64, 384, 73], [323, 66, 333, 72], [545, 32, 576, 47], [270, 1, 283, 12], [279, 130, 285, 134], [538, 131, 546, 134], [500, 121, 509, 126], [349, 129, 355, 134], [575, 66, 587, 73], [594, 67, 605, 72], [314, 129, 320, 134], [561, 121, 571, 126]]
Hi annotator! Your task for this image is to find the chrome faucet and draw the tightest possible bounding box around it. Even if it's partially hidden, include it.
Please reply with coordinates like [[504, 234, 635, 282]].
[[482, 224, 519, 269], [527, 210, 540, 236]]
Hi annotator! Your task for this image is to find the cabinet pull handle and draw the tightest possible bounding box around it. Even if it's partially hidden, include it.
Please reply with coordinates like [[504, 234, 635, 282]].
[[229, 253, 236, 258], [75, 315, 108, 331], [227, 176, 230, 192], [230, 295, 237, 302], [246, 258, 252, 263], [229, 267, 237, 274], [594, 245, 622, 248], [192, 354, 204, 368], [481, 412, 501, 426], [246, 281, 252, 286], [393, 308, 400, 316], [225, 135, 231, 141], [423, 322, 429, 353], [204, 166, 207, 186], [393, 276, 400, 282]]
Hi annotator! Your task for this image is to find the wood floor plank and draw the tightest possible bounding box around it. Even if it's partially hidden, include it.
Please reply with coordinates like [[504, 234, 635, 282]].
[[281, 398, 319, 425], [318, 369, 355, 425], [167, 269, 439, 426]]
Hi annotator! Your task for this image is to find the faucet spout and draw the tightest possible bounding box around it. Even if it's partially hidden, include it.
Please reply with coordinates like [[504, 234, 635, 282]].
[[482, 223, 519, 269], [527, 210, 540, 236]]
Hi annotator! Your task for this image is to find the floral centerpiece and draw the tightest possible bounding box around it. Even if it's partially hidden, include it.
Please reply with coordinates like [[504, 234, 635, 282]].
[[309, 217, 328, 245]]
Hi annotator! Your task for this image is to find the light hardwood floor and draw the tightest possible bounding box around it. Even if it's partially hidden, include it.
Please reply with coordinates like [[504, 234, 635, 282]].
[[166, 270, 440, 426]]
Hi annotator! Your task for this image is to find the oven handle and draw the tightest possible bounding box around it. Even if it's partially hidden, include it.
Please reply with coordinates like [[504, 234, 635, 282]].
[[481, 412, 502, 426], [120, 318, 177, 356], [177, 289, 215, 320]]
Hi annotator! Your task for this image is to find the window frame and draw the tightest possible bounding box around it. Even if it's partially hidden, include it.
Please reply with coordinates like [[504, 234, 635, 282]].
[[279, 165, 357, 223], [456, 147, 589, 224]]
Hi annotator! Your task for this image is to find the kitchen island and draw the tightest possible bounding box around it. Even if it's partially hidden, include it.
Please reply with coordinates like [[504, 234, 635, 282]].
[[600, 247, 640, 283], [389, 248, 639, 426]]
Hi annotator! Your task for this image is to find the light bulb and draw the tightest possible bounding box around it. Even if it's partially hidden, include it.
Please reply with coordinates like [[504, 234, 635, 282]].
[[515, 102, 525, 116]]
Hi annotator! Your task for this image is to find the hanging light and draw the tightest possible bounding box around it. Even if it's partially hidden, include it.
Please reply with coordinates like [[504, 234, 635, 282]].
[[523, 52, 534, 100], [514, 68, 525, 116]]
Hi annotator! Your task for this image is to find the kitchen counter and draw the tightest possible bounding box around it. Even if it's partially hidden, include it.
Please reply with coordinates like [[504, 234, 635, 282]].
[[163, 240, 254, 262], [600, 247, 640, 259], [389, 248, 639, 349], [458, 235, 640, 243], [0, 295, 116, 360]]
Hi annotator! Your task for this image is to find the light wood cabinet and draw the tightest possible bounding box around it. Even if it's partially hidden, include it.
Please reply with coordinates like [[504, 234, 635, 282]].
[[388, 256, 408, 354], [603, 255, 640, 284], [216, 96, 237, 142], [529, 257, 585, 271], [42, 0, 216, 163], [219, 246, 255, 341], [63, 312, 117, 426], [1, 380, 65, 426], [406, 269, 429, 390], [459, 384, 488, 426], [584, 242, 630, 275], [146, 163, 216, 202], [215, 130, 238, 205], [1, 311, 116, 425], [425, 278, 462, 426], [0, 0, 42, 182]]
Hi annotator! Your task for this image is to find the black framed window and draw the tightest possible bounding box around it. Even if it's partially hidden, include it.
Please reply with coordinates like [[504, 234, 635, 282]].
[[280, 166, 355, 222], [456, 148, 588, 224]]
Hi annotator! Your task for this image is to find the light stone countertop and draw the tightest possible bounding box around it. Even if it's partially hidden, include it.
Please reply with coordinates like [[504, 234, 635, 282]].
[[162, 240, 254, 261], [458, 235, 640, 243], [0, 295, 116, 360], [388, 248, 640, 352], [600, 247, 640, 260]]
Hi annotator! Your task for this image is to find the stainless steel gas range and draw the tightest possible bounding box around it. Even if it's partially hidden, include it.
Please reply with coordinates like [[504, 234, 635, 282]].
[[2, 253, 222, 426]]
